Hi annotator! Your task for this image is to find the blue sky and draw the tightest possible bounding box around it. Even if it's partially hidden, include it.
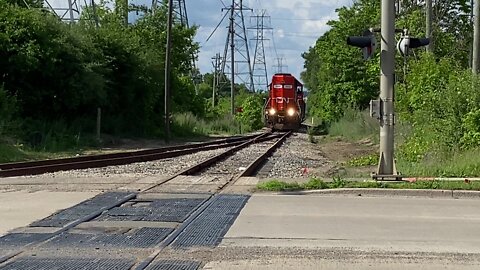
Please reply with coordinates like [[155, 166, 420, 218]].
[[187, 0, 352, 83]]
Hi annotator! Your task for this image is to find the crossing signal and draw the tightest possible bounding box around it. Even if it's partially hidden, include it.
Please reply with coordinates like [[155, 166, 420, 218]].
[[346, 30, 377, 60], [397, 36, 430, 56]]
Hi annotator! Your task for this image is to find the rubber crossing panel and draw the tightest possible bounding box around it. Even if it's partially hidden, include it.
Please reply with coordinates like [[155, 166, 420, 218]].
[[96, 198, 206, 223], [0, 233, 52, 258], [46, 228, 174, 249], [145, 260, 201, 270], [1, 257, 135, 270], [171, 194, 249, 248], [29, 192, 133, 227], [0, 233, 52, 248]]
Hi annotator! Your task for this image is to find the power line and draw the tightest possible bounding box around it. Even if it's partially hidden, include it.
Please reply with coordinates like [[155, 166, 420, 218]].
[[271, 17, 328, 21]]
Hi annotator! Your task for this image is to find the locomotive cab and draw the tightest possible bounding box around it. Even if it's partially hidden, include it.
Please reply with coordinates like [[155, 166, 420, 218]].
[[264, 73, 306, 130]]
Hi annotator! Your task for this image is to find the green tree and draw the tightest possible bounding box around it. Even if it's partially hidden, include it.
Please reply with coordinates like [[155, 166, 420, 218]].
[[301, 0, 380, 123]]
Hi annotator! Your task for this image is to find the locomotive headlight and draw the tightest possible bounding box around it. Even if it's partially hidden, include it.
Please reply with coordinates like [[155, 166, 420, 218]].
[[269, 108, 276, 115], [287, 108, 295, 116]]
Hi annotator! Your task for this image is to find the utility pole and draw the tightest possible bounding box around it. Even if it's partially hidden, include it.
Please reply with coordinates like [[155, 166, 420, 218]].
[[249, 10, 272, 92], [230, 1, 235, 115], [474, 0, 480, 74], [164, 0, 173, 142], [115, 0, 128, 25], [211, 53, 221, 108], [426, 0, 432, 52], [377, 0, 397, 176]]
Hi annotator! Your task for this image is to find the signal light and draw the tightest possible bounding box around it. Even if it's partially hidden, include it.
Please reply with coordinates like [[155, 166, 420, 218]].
[[409, 38, 430, 49], [346, 29, 377, 60], [397, 36, 430, 56]]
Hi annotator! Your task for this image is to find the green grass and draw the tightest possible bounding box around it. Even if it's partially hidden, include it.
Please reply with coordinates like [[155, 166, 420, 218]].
[[0, 143, 28, 163], [398, 149, 480, 177], [257, 178, 480, 192]]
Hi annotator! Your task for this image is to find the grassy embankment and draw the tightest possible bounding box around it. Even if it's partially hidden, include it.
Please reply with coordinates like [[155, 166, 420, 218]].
[[0, 112, 244, 163], [321, 108, 480, 178]]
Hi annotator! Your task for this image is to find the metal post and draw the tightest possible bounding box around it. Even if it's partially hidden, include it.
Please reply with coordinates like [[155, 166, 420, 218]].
[[426, 0, 432, 52], [165, 0, 173, 142], [91, 0, 99, 27], [67, 0, 75, 23], [377, 0, 397, 176], [211, 54, 217, 108], [230, 0, 235, 115], [474, 0, 480, 74], [96, 107, 101, 142]]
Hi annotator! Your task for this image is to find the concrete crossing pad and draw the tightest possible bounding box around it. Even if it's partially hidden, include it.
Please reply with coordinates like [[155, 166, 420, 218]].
[[204, 194, 480, 269]]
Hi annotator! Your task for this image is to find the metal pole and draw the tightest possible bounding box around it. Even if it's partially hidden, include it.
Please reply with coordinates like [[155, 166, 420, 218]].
[[230, 0, 235, 115], [96, 107, 101, 142], [474, 0, 480, 74], [212, 54, 219, 108], [426, 0, 432, 52], [67, 0, 75, 23], [165, 0, 173, 142], [377, 0, 397, 176], [91, 0, 99, 27]]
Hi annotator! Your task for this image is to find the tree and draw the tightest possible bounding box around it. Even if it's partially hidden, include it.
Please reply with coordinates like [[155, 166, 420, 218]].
[[301, 0, 380, 123]]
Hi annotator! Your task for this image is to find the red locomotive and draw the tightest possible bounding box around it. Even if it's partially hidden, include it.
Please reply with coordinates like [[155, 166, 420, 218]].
[[264, 73, 306, 130]]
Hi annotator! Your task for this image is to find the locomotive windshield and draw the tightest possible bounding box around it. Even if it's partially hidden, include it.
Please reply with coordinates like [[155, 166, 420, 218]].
[[273, 84, 293, 89]]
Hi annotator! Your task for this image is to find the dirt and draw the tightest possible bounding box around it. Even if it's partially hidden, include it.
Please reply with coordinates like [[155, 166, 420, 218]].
[[314, 136, 378, 178]]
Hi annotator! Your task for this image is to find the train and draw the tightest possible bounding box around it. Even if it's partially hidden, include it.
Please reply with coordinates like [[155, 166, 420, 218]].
[[263, 73, 306, 130]]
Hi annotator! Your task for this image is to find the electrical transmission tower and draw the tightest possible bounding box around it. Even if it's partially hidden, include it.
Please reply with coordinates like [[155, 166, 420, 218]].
[[220, 0, 255, 92], [273, 57, 288, 74], [42, 0, 103, 25], [172, 0, 189, 27], [249, 10, 272, 92], [151, 0, 199, 91]]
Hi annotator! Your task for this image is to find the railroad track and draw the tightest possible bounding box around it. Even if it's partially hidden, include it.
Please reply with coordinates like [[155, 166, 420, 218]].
[[0, 133, 269, 177], [0, 131, 292, 269]]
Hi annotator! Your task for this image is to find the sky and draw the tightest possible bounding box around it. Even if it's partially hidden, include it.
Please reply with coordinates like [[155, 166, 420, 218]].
[[186, 0, 352, 86]]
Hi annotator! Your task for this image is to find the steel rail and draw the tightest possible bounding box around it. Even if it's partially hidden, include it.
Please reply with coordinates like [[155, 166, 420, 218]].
[[0, 134, 266, 178], [139, 131, 278, 192], [0, 129, 287, 268], [134, 131, 292, 270], [0, 134, 260, 170]]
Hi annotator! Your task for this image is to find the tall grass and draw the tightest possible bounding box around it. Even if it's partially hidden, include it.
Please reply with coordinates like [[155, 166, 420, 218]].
[[398, 149, 480, 177], [328, 108, 378, 142], [172, 112, 242, 137]]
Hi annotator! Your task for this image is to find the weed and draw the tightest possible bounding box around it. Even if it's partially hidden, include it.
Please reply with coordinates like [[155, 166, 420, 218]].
[[331, 176, 347, 188], [256, 180, 302, 191], [347, 153, 378, 167], [303, 178, 328, 189], [257, 179, 480, 192]]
